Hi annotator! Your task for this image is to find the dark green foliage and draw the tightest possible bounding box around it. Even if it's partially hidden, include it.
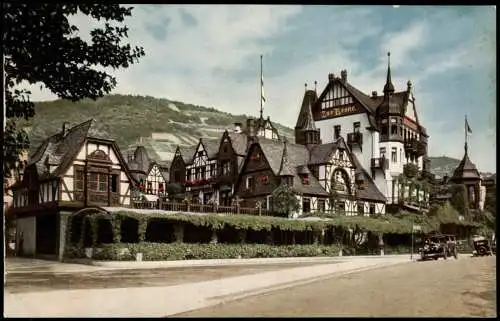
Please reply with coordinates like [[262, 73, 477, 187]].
[[3, 4, 145, 179], [403, 163, 419, 179], [484, 184, 496, 216], [68, 243, 342, 261], [271, 185, 301, 218], [448, 184, 469, 216], [166, 183, 183, 200], [427, 202, 462, 225]]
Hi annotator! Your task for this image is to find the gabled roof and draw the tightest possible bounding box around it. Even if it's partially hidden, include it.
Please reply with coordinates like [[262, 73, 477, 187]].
[[147, 161, 170, 181], [27, 119, 112, 179], [227, 131, 249, 156], [256, 116, 280, 139], [200, 139, 220, 159], [176, 145, 197, 164], [309, 143, 338, 165], [350, 152, 387, 202], [255, 138, 327, 196], [314, 77, 381, 129]]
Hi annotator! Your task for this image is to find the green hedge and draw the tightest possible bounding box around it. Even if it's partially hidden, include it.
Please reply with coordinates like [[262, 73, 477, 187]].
[[67, 243, 342, 261], [87, 210, 438, 235]]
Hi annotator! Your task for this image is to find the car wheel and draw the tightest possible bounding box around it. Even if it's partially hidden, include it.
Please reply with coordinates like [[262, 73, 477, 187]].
[[478, 246, 487, 256]]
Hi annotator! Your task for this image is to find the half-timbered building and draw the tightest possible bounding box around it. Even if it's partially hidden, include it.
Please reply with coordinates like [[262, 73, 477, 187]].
[[169, 146, 193, 185], [216, 127, 249, 205], [184, 139, 220, 204], [8, 119, 135, 258], [234, 130, 387, 217], [143, 162, 169, 196], [299, 53, 431, 212]]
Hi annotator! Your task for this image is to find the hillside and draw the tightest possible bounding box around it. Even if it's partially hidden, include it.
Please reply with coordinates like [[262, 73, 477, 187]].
[[20, 94, 294, 161], [20, 94, 486, 178]]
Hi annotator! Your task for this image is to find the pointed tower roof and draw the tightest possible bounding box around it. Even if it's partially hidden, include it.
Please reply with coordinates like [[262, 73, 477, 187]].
[[451, 145, 481, 181], [133, 145, 150, 173], [295, 90, 318, 129], [383, 52, 395, 94], [377, 52, 401, 115], [278, 138, 295, 177], [301, 95, 317, 131]]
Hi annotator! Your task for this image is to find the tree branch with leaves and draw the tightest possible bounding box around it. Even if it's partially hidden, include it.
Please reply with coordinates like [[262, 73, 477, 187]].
[[2, 4, 145, 181]]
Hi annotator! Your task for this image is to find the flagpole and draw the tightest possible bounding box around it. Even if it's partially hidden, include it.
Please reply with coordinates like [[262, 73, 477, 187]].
[[3, 54, 6, 286], [260, 55, 263, 120], [465, 115, 468, 154]]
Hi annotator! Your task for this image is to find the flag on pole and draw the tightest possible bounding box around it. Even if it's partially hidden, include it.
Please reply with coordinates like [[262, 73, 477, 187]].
[[465, 116, 472, 134]]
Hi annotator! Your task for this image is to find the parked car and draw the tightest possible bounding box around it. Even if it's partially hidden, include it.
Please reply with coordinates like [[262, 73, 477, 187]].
[[472, 235, 494, 256], [419, 234, 458, 261]]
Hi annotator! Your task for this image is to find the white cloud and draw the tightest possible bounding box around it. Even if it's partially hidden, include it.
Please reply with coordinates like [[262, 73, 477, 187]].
[[379, 22, 428, 69], [19, 5, 496, 172]]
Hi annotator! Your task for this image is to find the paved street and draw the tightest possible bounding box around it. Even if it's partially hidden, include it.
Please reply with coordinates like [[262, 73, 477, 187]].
[[178, 256, 497, 317], [4, 256, 409, 317], [5, 261, 332, 293]]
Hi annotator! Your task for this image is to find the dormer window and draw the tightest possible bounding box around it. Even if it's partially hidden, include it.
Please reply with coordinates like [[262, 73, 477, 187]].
[[301, 173, 309, 185], [198, 151, 203, 157], [339, 150, 344, 161], [250, 152, 260, 161]]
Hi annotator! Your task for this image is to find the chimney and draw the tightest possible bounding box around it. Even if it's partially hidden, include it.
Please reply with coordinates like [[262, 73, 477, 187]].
[[372, 91, 378, 98], [246, 118, 256, 137], [341, 70, 347, 82], [328, 73, 335, 83], [233, 122, 242, 133], [62, 122, 70, 137]]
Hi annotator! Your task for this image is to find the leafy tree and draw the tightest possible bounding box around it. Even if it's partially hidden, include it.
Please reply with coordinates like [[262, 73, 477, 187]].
[[271, 184, 301, 218], [484, 184, 496, 216], [448, 184, 469, 216], [3, 4, 145, 180], [166, 183, 183, 201]]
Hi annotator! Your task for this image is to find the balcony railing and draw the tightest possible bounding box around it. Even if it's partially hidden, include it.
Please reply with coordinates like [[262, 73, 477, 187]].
[[132, 200, 275, 216], [404, 139, 427, 157], [371, 157, 389, 170], [347, 132, 363, 146]]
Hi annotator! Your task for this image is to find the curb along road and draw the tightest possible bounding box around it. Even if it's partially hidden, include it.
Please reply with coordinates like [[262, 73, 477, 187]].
[[65, 254, 413, 270]]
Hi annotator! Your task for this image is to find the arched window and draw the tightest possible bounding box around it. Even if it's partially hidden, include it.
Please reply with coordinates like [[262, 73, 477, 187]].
[[331, 168, 351, 195]]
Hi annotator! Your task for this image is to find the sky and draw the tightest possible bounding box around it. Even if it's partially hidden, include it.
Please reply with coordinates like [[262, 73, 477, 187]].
[[26, 5, 496, 172]]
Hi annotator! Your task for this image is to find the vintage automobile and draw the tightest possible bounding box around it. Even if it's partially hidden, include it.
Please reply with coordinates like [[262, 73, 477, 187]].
[[472, 235, 494, 256], [419, 234, 458, 261]]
